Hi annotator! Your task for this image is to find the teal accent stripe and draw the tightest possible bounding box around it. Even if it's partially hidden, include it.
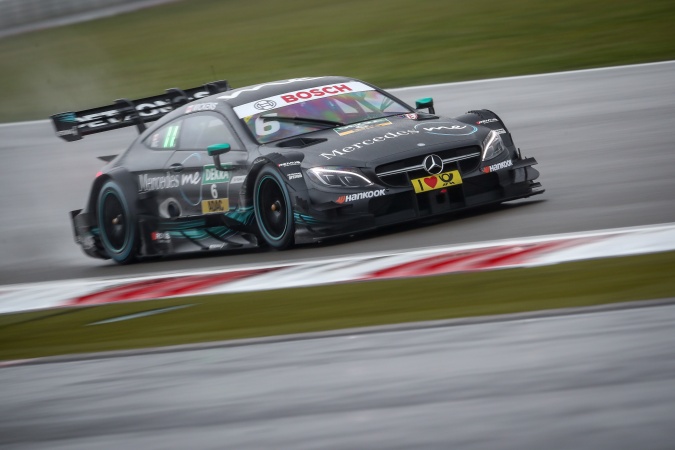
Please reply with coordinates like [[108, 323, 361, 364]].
[[294, 212, 325, 225]]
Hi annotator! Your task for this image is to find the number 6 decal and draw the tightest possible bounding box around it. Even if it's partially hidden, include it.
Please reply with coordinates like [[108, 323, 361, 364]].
[[211, 183, 218, 199], [255, 115, 280, 136]]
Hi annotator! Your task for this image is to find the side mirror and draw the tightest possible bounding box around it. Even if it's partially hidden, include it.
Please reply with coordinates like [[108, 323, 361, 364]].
[[207, 143, 232, 171], [415, 97, 435, 115]]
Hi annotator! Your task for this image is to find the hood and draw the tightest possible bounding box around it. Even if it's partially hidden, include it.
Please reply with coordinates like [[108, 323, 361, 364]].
[[265, 115, 489, 168]]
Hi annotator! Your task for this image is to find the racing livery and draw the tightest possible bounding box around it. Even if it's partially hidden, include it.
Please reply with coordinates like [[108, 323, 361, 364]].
[[52, 76, 543, 264]]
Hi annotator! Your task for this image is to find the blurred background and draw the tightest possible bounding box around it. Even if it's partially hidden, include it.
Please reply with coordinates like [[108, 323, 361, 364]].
[[0, 0, 673, 123]]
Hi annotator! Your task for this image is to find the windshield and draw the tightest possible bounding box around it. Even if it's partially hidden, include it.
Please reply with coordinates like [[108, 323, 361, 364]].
[[234, 81, 411, 144]]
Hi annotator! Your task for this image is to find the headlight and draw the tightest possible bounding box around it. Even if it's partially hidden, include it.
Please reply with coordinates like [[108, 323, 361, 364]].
[[306, 167, 373, 188], [482, 130, 507, 161]]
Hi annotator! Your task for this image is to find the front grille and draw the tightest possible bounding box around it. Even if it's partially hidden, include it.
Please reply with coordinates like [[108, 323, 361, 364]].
[[376, 146, 481, 187]]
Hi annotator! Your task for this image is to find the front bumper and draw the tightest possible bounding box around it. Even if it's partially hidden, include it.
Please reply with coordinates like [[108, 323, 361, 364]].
[[293, 156, 543, 244]]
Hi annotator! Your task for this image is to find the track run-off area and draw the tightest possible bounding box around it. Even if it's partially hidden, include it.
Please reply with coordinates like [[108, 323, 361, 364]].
[[1, 62, 675, 449], [1, 222, 674, 314]]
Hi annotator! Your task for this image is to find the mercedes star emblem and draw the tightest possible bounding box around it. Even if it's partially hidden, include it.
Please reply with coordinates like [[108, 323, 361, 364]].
[[423, 154, 444, 175]]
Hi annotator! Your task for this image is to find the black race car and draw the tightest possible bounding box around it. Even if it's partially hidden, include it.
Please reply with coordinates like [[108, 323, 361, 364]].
[[52, 76, 543, 264]]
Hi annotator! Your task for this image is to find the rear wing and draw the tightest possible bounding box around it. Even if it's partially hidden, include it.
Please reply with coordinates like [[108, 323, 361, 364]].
[[51, 80, 231, 142]]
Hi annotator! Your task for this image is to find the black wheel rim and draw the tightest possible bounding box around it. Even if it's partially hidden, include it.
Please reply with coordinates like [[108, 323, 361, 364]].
[[258, 176, 287, 240], [101, 191, 127, 251]]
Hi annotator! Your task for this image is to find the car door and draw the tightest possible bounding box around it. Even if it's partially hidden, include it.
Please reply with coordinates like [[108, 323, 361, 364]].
[[163, 111, 248, 218]]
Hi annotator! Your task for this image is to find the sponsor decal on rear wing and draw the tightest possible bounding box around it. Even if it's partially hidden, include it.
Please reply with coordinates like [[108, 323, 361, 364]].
[[51, 80, 231, 142]]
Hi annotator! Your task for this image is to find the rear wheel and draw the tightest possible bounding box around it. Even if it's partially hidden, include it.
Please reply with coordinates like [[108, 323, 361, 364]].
[[97, 180, 138, 264], [253, 165, 294, 249]]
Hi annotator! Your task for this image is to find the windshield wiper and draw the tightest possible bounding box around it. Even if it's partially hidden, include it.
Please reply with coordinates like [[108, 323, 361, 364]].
[[260, 115, 345, 127]]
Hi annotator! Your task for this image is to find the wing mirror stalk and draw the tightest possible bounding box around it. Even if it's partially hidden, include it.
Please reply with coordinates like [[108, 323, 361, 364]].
[[415, 97, 435, 115], [207, 143, 233, 171]]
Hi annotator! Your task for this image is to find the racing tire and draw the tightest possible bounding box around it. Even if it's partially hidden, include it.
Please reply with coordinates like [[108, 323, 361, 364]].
[[253, 165, 295, 249], [96, 179, 138, 264]]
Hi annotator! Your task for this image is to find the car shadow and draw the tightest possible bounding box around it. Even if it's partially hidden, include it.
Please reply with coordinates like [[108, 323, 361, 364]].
[[314, 198, 547, 249], [92, 198, 547, 270]]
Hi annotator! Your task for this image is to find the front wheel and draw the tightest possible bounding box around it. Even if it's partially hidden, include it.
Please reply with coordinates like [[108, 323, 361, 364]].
[[97, 180, 138, 264], [253, 165, 295, 249]]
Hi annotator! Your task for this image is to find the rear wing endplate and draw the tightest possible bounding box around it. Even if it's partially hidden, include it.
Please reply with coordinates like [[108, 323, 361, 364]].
[[51, 80, 231, 142]]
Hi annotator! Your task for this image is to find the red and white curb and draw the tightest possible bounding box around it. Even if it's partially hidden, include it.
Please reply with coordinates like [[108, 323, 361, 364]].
[[1, 223, 674, 315]]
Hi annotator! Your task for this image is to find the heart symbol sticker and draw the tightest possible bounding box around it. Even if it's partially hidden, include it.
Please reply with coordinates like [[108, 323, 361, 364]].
[[424, 177, 437, 188]]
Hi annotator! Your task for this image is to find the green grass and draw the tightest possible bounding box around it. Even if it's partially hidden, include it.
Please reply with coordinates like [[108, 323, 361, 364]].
[[1, 251, 674, 360], [1, 0, 674, 122]]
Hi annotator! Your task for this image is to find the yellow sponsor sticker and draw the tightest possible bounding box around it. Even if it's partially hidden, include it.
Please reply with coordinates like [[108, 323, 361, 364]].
[[411, 170, 462, 193], [201, 198, 230, 214]]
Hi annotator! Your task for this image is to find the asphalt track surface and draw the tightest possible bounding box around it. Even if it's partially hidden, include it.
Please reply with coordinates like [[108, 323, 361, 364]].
[[1, 62, 675, 285], [1, 63, 675, 449], [2, 302, 675, 449]]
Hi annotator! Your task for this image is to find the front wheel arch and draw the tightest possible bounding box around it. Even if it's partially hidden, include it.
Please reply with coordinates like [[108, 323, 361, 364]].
[[253, 165, 295, 250], [456, 109, 516, 149]]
